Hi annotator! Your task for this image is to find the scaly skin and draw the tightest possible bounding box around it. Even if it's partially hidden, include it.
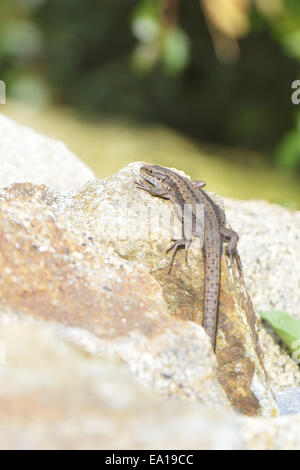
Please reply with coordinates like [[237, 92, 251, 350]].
[[136, 164, 240, 351]]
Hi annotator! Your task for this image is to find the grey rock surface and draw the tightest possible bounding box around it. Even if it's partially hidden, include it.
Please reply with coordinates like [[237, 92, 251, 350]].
[[50, 161, 277, 417], [275, 387, 300, 415], [0, 322, 244, 450], [239, 413, 300, 450], [0, 114, 95, 191], [0, 181, 230, 412], [0, 114, 299, 448], [225, 198, 300, 318], [224, 198, 300, 393]]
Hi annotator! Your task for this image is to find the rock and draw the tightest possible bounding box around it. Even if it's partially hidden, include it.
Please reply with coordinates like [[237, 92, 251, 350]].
[[1, 322, 300, 450], [275, 387, 300, 415], [258, 326, 300, 394], [33, 161, 273, 417], [225, 199, 300, 392], [225, 198, 300, 318], [240, 413, 300, 450], [0, 182, 229, 411], [0, 116, 299, 447], [0, 114, 95, 191], [0, 323, 244, 450], [0, 162, 279, 416]]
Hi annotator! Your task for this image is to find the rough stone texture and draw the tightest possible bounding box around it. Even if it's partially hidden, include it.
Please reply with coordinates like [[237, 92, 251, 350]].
[[240, 414, 300, 450], [0, 182, 229, 411], [0, 114, 95, 191], [0, 322, 244, 450], [224, 198, 300, 318], [0, 117, 299, 448], [1, 321, 300, 450], [47, 162, 276, 417], [0, 164, 277, 416], [258, 326, 300, 393], [225, 198, 300, 392], [275, 387, 300, 415]]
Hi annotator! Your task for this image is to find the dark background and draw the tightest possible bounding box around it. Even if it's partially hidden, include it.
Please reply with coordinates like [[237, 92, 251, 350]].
[[1, 0, 300, 184]]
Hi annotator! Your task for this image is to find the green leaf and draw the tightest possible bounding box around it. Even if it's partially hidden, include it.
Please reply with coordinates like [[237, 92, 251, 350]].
[[131, 42, 160, 73], [281, 30, 300, 59], [260, 310, 300, 359], [161, 28, 190, 75], [1, 19, 42, 58], [276, 128, 300, 168], [131, 0, 160, 43]]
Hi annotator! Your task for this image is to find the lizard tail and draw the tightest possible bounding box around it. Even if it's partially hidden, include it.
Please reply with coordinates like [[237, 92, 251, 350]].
[[203, 252, 221, 352]]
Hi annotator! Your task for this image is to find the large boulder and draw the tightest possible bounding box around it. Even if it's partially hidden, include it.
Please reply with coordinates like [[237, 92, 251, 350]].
[[0, 322, 242, 450], [0, 181, 229, 411], [0, 117, 300, 449], [0, 114, 95, 191]]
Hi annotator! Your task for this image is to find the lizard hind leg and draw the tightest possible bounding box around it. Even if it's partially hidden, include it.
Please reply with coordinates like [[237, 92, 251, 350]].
[[166, 238, 191, 273], [220, 226, 242, 272]]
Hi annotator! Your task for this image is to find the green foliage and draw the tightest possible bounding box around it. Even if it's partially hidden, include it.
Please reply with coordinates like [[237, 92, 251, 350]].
[[261, 310, 300, 361], [131, 0, 190, 75], [276, 126, 300, 169], [161, 28, 190, 75], [0, 0, 299, 175], [0, 0, 49, 106], [131, 0, 160, 43], [254, 0, 300, 169]]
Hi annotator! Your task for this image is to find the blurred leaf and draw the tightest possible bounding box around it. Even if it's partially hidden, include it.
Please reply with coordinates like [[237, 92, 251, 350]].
[[131, 15, 159, 43], [255, 0, 283, 19], [283, 0, 300, 15], [14, 0, 47, 12], [0, 20, 42, 59], [131, 42, 160, 73], [261, 310, 300, 356], [132, 0, 160, 18], [161, 28, 190, 74], [201, 0, 251, 39], [131, 0, 160, 43], [10, 74, 51, 107], [281, 30, 300, 59], [0, 0, 299, 184], [276, 128, 300, 168]]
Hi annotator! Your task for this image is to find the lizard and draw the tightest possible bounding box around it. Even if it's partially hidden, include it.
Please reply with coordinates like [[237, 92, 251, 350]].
[[136, 164, 241, 352]]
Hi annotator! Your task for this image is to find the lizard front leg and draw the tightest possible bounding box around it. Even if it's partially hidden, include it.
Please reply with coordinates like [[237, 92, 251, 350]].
[[192, 180, 206, 190], [166, 238, 192, 273], [135, 180, 171, 199], [136, 178, 186, 272]]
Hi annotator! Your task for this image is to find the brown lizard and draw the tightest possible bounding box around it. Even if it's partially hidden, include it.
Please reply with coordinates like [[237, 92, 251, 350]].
[[136, 164, 240, 351]]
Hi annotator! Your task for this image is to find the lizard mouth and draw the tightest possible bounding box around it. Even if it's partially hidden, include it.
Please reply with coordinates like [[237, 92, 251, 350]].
[[135, 173, 156, 190], [140, 174, 155, 186]]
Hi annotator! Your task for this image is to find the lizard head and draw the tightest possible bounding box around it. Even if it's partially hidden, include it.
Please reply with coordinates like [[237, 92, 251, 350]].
[[139, 164, 170, 187]]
